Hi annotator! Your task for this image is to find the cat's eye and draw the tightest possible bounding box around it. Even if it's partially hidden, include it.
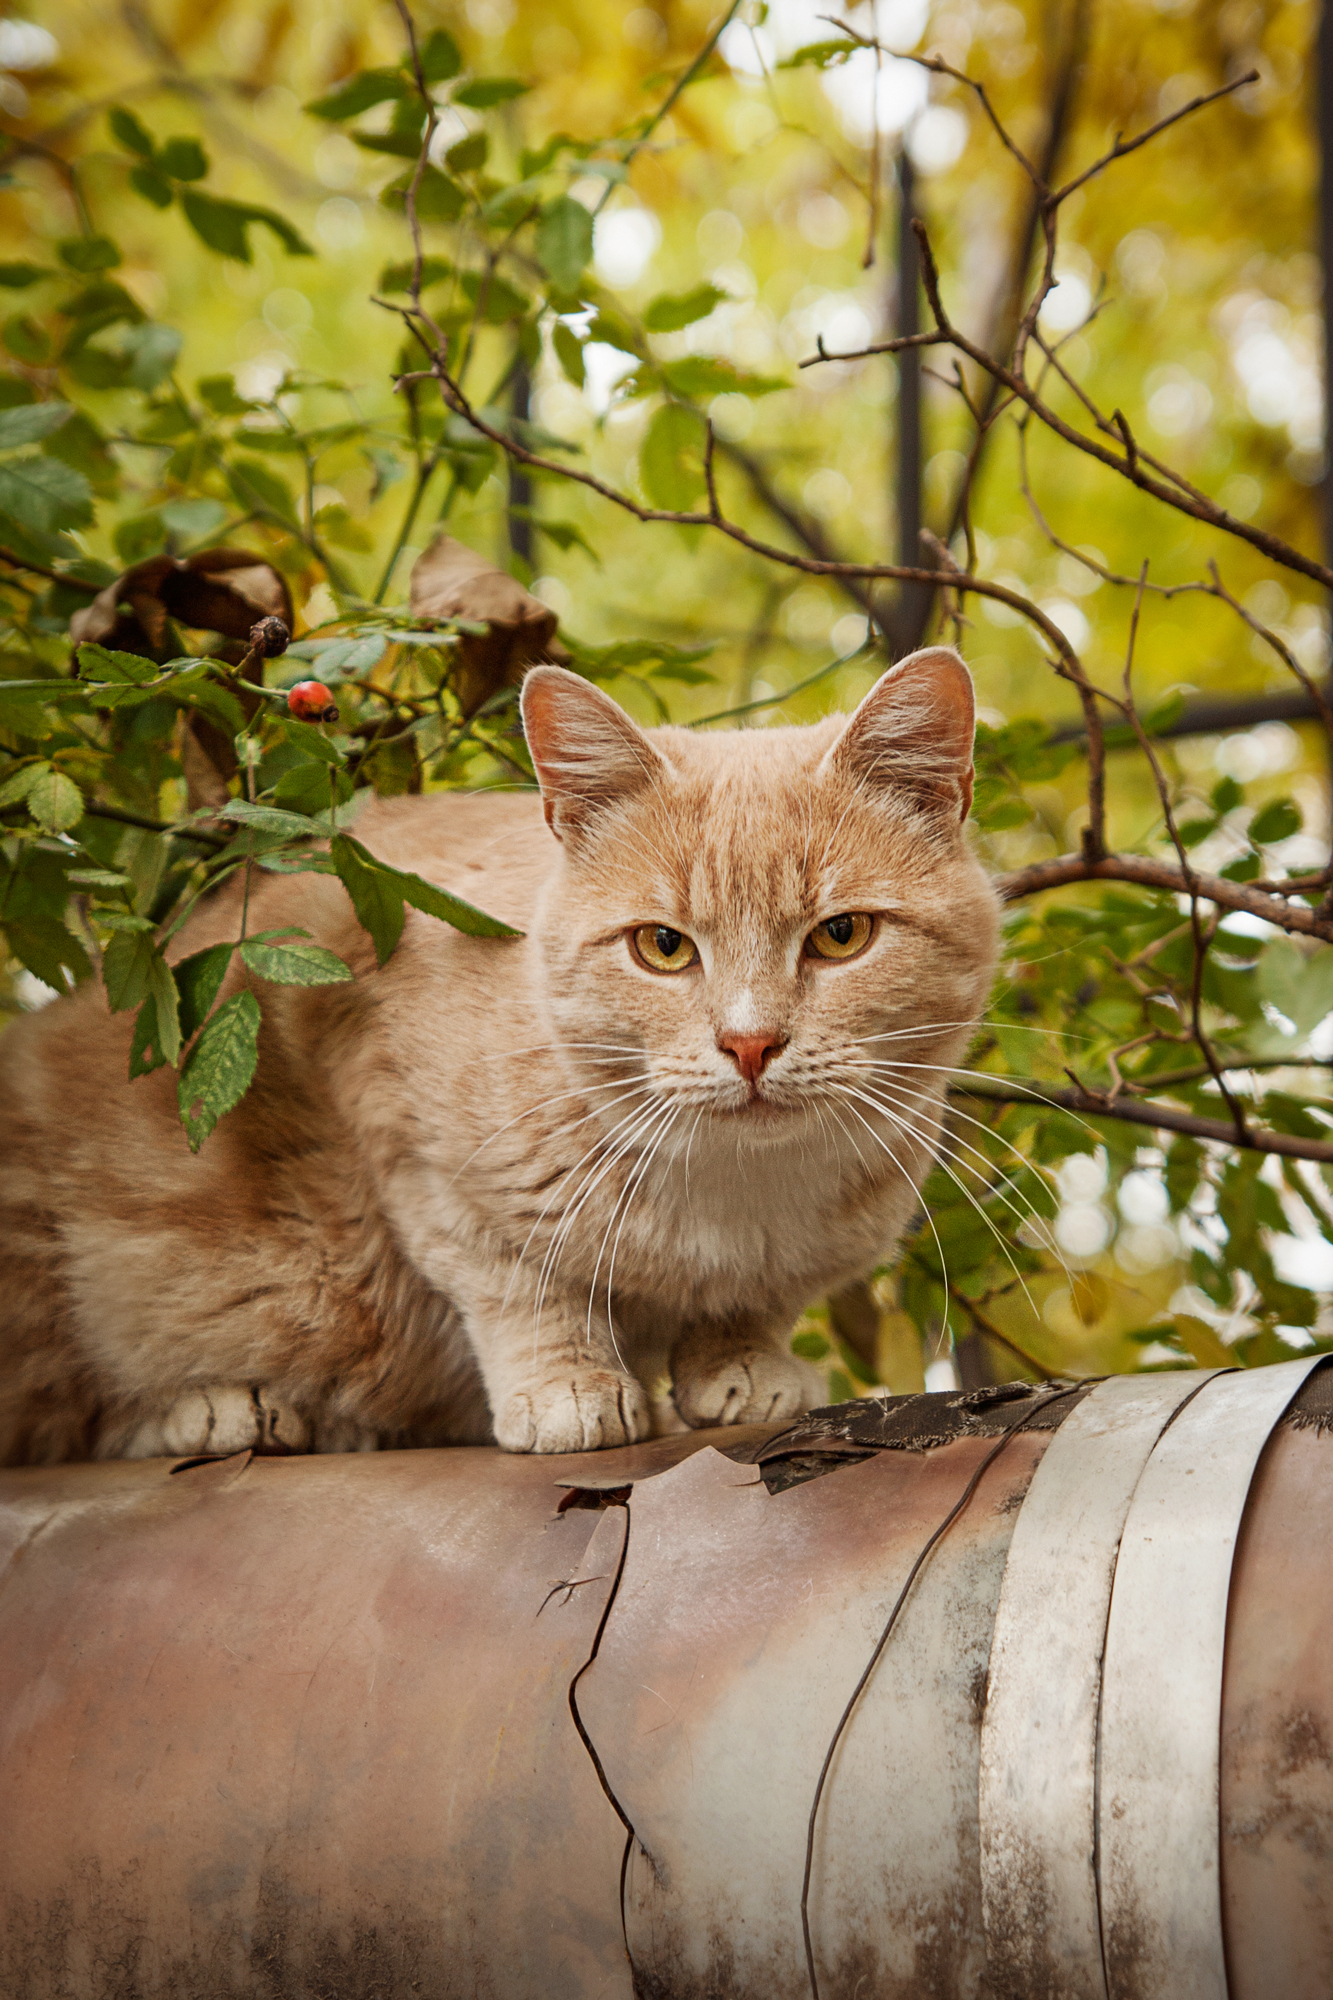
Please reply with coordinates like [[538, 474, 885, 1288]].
[[806, 912, 873, 961], [632, 924, 700, 974]]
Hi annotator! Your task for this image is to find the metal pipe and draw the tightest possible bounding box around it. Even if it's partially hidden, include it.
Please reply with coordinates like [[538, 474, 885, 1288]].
[[1, 1366, 1331, 1998]]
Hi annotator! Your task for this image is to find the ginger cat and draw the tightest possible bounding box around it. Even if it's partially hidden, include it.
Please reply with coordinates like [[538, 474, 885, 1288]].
[[0, 646, 999, 1463]]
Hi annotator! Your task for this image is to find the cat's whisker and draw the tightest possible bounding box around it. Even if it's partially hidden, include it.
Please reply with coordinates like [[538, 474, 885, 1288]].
[[446, 1074, 655, 1188], [500, 1091, 658, 1330], [599, 1105, 682, 1367], [531, 1099, 667, 1343], [821, 1090, 958, 1317], [851, 1055, 1105, 1146], [827, 1082, 1045, 1328], [844, 1071, 1072, 1286]]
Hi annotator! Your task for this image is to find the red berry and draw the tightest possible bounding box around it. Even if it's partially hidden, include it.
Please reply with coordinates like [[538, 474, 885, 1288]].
[[288, 680, 339, 724]]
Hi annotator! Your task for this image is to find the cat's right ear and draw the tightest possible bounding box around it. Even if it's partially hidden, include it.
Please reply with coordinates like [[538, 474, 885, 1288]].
[[521, 666, 668, 843]]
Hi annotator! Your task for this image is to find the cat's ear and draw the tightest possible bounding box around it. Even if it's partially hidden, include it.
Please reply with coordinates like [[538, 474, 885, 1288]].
[[521, 665, 669, 843], [823, 645, 975, 823]]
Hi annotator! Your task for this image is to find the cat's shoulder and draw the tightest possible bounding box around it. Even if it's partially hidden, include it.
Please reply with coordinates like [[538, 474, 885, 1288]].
[[353, 789, 546, 870]]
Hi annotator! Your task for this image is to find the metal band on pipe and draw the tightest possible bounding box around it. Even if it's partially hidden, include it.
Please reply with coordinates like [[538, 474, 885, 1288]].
[[1096, 1355, 1323, 2000], [979, 1370, 1218, 2000]]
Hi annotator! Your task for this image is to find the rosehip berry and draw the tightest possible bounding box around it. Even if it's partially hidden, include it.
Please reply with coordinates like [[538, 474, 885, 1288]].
[[249, 616, 291, 658], [288, 680, 340, 724]]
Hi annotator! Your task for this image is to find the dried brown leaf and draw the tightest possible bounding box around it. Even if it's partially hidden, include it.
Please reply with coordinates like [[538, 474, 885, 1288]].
[[408, 533, 566, 715], [69, 548, 292, 660]]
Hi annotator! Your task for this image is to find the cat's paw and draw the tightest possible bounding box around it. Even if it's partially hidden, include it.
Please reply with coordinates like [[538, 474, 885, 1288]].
[[161, 1385, 309, 1457], [494, 1368, 651, 1453], [673, 1348, 816, 1429]]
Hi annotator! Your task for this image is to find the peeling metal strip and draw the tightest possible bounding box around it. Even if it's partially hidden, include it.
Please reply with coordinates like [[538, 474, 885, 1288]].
[[979, 1370, 1217, 2000], [1097, 1356, 1324, 2000]]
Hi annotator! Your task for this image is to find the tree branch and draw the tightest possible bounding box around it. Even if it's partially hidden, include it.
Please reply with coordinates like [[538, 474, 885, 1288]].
[[953, 1077, 1333, 1165], [998, 850, 1333, 938]]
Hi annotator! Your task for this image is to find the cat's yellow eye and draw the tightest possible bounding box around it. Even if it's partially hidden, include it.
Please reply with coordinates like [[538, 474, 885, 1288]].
[[631, 924, 699, 974], [806, 912, 873, 962]]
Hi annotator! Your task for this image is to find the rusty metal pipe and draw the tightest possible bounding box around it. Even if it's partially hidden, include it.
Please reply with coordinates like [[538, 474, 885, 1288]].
[[1, 1366, 1331, 1998]]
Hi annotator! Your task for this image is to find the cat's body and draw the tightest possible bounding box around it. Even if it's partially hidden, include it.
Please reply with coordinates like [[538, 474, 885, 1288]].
[[0, 648, 1000, 1464]]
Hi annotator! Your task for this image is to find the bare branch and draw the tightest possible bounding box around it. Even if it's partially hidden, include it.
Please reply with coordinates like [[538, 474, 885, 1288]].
[[953, 1076, 1333, 1166], [998, 851, 1333, 940]]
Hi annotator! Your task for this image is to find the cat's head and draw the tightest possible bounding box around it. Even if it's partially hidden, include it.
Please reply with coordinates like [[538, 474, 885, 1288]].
[[520, 649, 999, 1139]]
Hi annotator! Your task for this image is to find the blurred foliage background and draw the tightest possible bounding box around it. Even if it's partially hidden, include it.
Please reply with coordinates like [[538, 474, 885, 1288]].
[[4, 0, 1333, 1403]]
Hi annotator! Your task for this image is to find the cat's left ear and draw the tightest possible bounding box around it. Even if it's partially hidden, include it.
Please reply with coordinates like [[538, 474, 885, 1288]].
[[823, 645, 975, 823], [521, 664, 669, 844]]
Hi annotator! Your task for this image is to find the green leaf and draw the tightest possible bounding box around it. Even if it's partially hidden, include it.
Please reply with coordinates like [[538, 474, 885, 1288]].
[[331, 832, 522, 966], [660, 356, 787, 398], [778, 37, 859, 68], [146, 947, 182, 1065], [239, 936, 354, 985], [353, 129, 425, 159], [640, 402, 707, 510], [197, 372, 254, 415], [0, 760, 47, 810], [553, 321, 585, 387], [227, 455, 299, 526], [180, 190, 314, 262], [453, 77, 531, 108], [418, 28, 462, 81], [535, 196, 594, 292], [129, 993, 167, 1077], [123, 322, 183, 390], [102, 925, 157, 1012], [376, 256, 453, 294], [330, 831, 405, 965], [460, 269, 530, 322], [445, 130, 488, 174], [305, 69, 411, 120], [644, 284, 728, 332], [76, 642, 157, 684], [0, 401, 71, 450], [26, 768, 83, 833], [158, 136, 208, 181], [0, 454, 93, 532], [129, 164, 175, 209], [1250, 797, 1302, 845], [272, 763, 354, 815], [216, 800, 320, 838], [58, 235, 122, 274], [109, 106, 156, 159], [175, 941, 234, 1041], [177, 990, 262, 1151], [0, 262, 53, 289], [2, 315, 50, 365], [792, 1330, 831, 1360], [3, 915, 90, 991]]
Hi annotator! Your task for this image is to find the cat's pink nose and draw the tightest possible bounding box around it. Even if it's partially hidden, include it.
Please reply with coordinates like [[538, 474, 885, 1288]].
[[717, 1032, 787, 1087]]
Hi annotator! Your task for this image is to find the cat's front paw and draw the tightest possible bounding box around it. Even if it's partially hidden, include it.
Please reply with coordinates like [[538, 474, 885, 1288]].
[[673, 1348, 816, 1429], [494, 1368, 650, 1453], [160, 1384, 309, 1457]]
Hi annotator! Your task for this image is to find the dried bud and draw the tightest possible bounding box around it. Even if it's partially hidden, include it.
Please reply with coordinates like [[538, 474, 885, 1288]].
[[250, 616, 291, 659], [288, 680, 340, 725]]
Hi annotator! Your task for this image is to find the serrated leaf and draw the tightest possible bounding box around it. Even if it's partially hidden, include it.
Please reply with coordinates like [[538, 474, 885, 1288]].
[[0, 454, 93, 532], [216, 800, 320, 838], [535, 196, 594, 293], [643, 284, 727, 332], [453, 76, 531, 108], [0, 402, 72, 451], [331, 832, 521, 966], [3, 915, 90, 991], [26, 768, 83, 832], [305, 69, 411, 120], [175, 941, 234, 1041], [76, 642, 157, 685], [102, 925, 157, 1012], [0, 760, 47, 809], [178, 990, 261, 1151], [129, 993, 168, 1077], [239, 937, 354, 985], [272, 762, 354, 815]]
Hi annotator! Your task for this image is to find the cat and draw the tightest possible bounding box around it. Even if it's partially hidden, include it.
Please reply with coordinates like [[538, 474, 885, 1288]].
[[0, 644, 999, 1464]]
